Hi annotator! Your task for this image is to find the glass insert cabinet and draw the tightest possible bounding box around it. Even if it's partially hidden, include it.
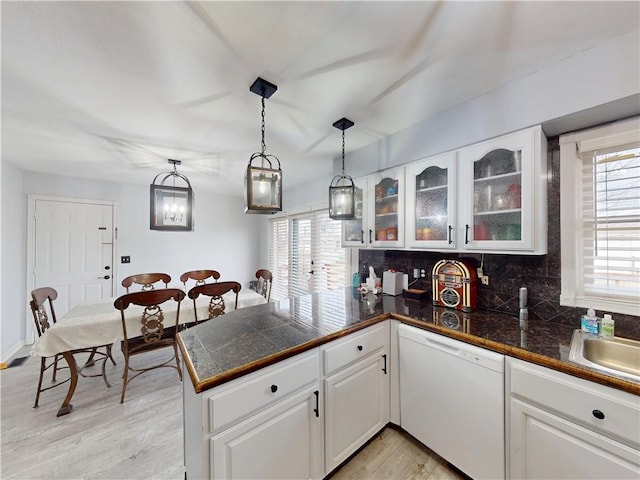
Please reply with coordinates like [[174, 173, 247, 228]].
[[346, 125, 547, 254], [341, 167, 405, 248]]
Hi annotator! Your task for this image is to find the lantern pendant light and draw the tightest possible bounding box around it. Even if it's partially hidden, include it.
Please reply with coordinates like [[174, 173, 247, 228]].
[[245, 77, 282, 214], [150, 159, 193, 231], [329, 117, 356, 220]]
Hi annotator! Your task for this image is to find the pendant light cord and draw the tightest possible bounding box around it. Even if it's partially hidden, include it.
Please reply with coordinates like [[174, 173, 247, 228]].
[[341, 129, 346, 175], [260, 96, 267, 157]]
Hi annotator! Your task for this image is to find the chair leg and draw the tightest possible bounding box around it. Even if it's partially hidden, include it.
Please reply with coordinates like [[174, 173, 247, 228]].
[[33, 357, 47, 408], [83, 348, 98, 368], [106, 344, 116, 365], [120, 355, 129, 404], [52, 354, 59, 382], [174, 344, 183, 381], [101, 355, 111, 389]]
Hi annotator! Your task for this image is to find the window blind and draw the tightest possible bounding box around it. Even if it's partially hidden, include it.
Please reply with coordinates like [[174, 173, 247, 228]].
[[268, 209, 349, 301], [578, 144, 640, 303], [268, 217, 289, 302]]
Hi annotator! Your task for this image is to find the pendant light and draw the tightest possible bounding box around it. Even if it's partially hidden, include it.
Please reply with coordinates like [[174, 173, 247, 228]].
[[329, 117, 356, 220], [245, 77, 282, 214], [150, 159, 193, 231]]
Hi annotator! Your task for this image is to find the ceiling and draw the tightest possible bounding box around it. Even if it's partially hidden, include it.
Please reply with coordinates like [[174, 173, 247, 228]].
[[2, 1, 639, 197]]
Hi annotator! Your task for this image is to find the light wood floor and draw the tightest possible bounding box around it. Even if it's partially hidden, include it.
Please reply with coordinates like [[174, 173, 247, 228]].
[[1, 347, 463, 480]]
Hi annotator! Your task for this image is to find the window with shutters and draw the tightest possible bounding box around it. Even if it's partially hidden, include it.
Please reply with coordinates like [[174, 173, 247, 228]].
[[559, 117, 640, 316], [268, 209, 350, 301]]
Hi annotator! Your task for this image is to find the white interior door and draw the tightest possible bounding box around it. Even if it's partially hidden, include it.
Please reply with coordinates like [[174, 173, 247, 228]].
[[27, 196, 115, 343]]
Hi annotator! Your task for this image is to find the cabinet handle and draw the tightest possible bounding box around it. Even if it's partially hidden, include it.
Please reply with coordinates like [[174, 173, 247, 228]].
[[448, 225, 453, 244], [382, 354, 387, 374], [357, 345, 363, 351], [465, 224, 470, 244], [369, 229, 373, 244], [270, 384, 278, 393], [592, 409, 605, 420], [313, 390, 319, 417], [360, 230, 364, 244]]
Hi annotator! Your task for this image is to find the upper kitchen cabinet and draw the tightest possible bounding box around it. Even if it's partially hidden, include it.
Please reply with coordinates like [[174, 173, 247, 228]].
[[458, 125, 547, 254], [405, 152, 457, 249], [341, 168, 405, 249]]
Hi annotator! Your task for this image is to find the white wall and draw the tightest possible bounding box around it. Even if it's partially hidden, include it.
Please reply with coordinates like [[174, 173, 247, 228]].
[[1, 161, 27, 359], [0, 167, 260, 357]]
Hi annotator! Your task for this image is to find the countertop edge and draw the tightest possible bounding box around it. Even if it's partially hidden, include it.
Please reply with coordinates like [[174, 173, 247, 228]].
[[179, 312, 640, 397]]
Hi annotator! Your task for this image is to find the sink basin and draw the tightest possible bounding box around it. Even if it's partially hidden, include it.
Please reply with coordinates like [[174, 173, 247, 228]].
[[569, 330, 640, 382]]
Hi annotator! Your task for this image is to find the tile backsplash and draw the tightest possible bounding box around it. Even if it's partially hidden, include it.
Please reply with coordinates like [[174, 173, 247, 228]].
[[358, 137, 640, 337]]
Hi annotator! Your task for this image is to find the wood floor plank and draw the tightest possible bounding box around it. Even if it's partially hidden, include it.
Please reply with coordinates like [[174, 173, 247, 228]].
[[2, 347, 464, 480]]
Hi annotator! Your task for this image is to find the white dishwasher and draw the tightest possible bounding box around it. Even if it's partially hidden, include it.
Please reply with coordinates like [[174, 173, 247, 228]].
[[399, 323, 505, 480]]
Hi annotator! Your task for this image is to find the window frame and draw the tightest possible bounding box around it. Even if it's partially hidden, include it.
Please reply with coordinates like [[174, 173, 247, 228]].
[[559, 117, 640, 316]]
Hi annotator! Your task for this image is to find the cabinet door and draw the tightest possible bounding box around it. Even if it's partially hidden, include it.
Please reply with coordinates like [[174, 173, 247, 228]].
[[509, 398, 640, 479], [341, 176, 367, 247], [324, 352, 389, 473], [405, 152, 457, 249], [459, 126, 546, 252], [367, 167, 405, 248], [211, 387, 323, 480]]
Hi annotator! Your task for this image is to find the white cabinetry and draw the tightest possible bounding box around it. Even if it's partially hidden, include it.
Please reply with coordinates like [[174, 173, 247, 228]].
[[457, 125, 547, 253], [341, 167, 405, 248], [405, 125, 548, 253], [405, 152, 457, 249], [183, 349, 323, 480], [323, 323, 390, 474], [508, 358, 640, 479]]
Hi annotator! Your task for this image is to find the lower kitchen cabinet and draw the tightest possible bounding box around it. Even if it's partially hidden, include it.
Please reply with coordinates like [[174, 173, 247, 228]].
[[507, 358, 640, 479], [324, 351, 389, 473], [211, 387, 322, 479], [183, 348, 323, 480]]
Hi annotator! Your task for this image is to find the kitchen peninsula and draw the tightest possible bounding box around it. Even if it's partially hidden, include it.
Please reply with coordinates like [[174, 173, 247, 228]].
[[177, 287, 640, 480]]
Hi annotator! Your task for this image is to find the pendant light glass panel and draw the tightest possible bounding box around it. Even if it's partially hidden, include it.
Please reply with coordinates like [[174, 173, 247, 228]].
[[329, 178, 355, 219], [245, 161, 282, 214]]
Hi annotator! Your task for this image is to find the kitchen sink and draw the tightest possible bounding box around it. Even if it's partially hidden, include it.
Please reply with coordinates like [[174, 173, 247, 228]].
[[569, 330, 640, 382]]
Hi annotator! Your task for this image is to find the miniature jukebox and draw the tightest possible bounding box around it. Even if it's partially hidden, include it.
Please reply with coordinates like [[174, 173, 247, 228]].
[[432, 259, 478, 312]]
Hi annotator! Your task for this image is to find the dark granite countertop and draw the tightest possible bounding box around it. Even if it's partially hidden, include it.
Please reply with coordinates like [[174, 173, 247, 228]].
[[177, 287, 640, 396]]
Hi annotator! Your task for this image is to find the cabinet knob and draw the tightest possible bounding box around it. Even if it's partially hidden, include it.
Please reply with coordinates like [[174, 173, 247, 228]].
[[592, 409, 605, 420], [357, 345, 363, 351], [270, 384, 278, 393]]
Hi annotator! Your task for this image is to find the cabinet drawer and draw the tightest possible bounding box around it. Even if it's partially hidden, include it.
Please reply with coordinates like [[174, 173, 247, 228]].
[[323, 324, 387, 376], [509, 358, 640, 446], [208, 349, 319, 433]]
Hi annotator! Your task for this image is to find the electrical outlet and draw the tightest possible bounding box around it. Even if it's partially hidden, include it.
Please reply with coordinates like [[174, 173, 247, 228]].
[[420, 268, 426, 278], [481, 275, 489, 285], [413, 268, 419, 278]]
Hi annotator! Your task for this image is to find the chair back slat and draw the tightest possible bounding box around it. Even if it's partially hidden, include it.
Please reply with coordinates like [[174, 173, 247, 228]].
[[187, 281, 241, 322], [30, 287, 58, 337], [255, 269, 273, 302], [121, 273, 171, 293], [179, 270, 221, 288]]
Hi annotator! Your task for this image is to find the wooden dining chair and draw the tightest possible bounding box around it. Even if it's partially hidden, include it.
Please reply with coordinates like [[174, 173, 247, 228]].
[[30, 287, 115, 408], [179, 270, 221, 289], [187, 281, 241, 326], [121, 273, 171, 293], [113, 288, 185, 403], [255, 269, 273, 302]]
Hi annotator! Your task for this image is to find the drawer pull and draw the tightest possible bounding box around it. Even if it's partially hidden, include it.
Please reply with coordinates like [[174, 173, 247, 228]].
[[592, 409, 605, 420], [313, 390, 319, 418], [357, 345, 363, 351], [270, 384, 278, 393]]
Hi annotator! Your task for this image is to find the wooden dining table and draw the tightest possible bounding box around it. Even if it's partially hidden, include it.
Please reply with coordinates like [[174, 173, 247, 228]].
[[32, 289, 267, 416]]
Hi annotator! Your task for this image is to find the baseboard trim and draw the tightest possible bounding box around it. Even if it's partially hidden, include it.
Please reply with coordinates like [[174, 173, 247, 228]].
[[1, 339, 26, 363]]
